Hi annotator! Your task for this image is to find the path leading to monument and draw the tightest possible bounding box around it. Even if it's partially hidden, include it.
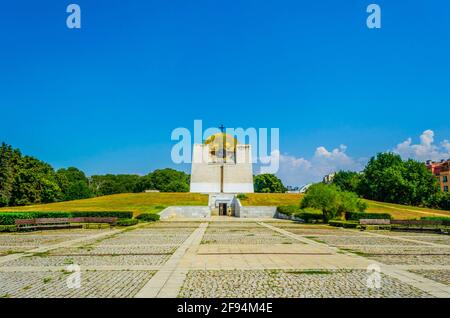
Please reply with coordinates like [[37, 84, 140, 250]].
[[135, 222, 208, 298], [1, 218, 449, 298]]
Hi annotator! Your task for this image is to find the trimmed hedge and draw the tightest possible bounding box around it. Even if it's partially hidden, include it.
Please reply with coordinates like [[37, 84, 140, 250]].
[[116, 219, 139, 226], [296, 212, 323, 223], [136, 213, 160, 222], [69, 211, 133, 219], [276, 206, 299, 216], [328, 220, 359, 228], [421, 217, 450, 226], [345, 212, 391, 221], [0, 225, 18, 232], [0, 211, 133, 225], [277, 206, 323, 223]]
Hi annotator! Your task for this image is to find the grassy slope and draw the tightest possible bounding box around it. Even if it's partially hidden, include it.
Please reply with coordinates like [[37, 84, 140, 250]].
[[0, 193, 208, 216], [1, 192, 449, 220], [239, 193, 304, 206], [239, 193, 450, 220]]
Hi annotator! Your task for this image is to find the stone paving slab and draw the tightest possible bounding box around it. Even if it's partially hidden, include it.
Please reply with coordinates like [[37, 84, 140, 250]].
[[180, 243, 372, 270], [202, 233, 296, 245]]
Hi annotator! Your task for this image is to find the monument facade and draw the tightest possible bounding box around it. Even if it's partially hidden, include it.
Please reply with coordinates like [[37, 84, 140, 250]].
[[190, 131, 254, 194]]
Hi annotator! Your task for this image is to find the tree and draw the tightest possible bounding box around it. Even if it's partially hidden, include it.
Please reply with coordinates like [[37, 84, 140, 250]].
[[254, 174, 285, 193], [56, 167, 93, 201], [149, 169, 190, 192], [10, 156, 61, 206], [359, 152, 439, 205], [133, 175, 154, 193], [332, 171, 361, 193], [438, 193, 450, 210], [300, 183, 367, 221], [0, 143, 21, 206], [89, 174, 142, 196]]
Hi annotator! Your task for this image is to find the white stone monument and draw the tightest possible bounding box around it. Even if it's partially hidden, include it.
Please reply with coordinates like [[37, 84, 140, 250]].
[[190, 130, 254, 194]]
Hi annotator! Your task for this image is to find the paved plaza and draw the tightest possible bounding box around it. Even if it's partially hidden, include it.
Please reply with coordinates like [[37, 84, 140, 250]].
[[0, 218, 449, 298]]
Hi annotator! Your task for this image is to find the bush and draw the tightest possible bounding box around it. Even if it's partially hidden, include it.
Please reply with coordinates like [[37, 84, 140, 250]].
[[0, 225, 18, 232], [328, 220, 359, 228], [136, 213, 160, 222], [276, 206, 323, 223], [276, 206, 299, 216], [0, 212, 72, 225], [421, 217, 450, 226], [295, 212, 323, 223], [69, 211, 133, 219], [0, 211, 133, 225], [345, 212, 391, 221], [237, 194, 248, 200], [116, 219, 138, 226], [301, 183, 367, 221]]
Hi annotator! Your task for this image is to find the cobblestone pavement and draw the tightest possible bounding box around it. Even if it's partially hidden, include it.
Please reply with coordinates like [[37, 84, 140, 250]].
[[1, 219, 449, 298], [339, 246, 450, 266], [308, 235, 430, 246], [0, 270, 155, 298], [2, 254, 170, 267], [409, 270, 450, 286], [179, 269, 431, 298]]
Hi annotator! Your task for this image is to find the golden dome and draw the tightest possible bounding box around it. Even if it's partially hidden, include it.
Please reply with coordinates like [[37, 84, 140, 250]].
[[204, 133, 238, 151]]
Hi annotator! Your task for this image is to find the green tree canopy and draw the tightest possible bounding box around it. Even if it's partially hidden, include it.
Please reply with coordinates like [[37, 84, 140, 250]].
[[56, 167, 93, 201], [254, 174, 286, 193], [300, 183, 367, 221], [10, 156, 60, 206], [149, 168, 190, 192], [358, 152, 439, 206], [331, 170, 361, 193]]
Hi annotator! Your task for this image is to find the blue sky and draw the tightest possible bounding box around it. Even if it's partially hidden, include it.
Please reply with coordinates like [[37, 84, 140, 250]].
[[1, 1, 449, 186]]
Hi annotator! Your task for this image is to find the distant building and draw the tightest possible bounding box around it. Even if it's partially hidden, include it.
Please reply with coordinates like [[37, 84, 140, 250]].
[[426, 159, 450, 192], [285, 185, 300, 193], [323, 172, 336, 184], [298, 183, 313, 193]]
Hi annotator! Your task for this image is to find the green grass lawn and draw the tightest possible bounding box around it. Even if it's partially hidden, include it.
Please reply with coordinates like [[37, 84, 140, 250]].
[[1, 192, 449, 220], [239, 193, 304, 206], [0, 193, 208, 216], [239, 193, 450, 220]]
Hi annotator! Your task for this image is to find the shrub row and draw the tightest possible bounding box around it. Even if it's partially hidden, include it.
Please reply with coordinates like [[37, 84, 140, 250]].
[[0, 211, 133, 225], [421, 217, 450, 226], [0, 225, 18, 232], [296, 212, 323, 223], [136, 213, 160, 222], [116, 219, 139, 226], [345, 212, 392, 221], [328, 220, 359, 228], [276, 206, 299, 216]]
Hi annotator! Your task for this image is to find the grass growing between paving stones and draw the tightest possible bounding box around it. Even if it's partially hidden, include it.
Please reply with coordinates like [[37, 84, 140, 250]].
[[286, 270, 332, 275], [179, 269, 432, 298]]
